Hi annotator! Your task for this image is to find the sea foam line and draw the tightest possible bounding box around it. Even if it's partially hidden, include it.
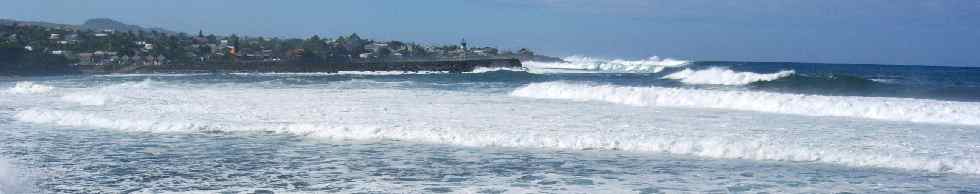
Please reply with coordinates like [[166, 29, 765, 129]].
[[6, 82, 54, 94], [663, 67, 795, 85], [524, 56, 688, 73], [510, 82, 980, 126], [13, 108, 980, 174]]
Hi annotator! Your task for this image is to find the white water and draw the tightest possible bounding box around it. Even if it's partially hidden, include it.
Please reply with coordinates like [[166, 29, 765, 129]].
[[6, 82, 53, 94], [511, 82, 980, 126], [6, 80, 980, 175], [469, 67, 527, 73], [664, 67, 795, 85], [524, 56, 688, 73]]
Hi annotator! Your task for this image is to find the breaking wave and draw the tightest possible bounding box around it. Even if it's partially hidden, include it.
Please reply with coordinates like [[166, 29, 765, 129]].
[[58, 79, 157, 106], [6, 82, 53, 94], [469, 67, 528, 74], [60, 93, 119, 106], [13, 108, 980, 175], [8, 78, 980, 175], [524, 56, 689, 73], [663, 67, 795, 85], [511, 82, 980, 126]]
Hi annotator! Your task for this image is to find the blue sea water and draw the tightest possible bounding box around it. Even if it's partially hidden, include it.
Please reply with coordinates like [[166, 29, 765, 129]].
[[1, 57, 979, 193]]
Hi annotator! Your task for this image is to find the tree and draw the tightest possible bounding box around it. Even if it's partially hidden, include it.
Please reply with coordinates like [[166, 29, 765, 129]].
[[375, 48, 391, 58], [206, 34, 217, 43], [0, 39, 24, 69], [518, 48, 534, 56], [302, 35, 325, 54], [343, 33, 365, 56]]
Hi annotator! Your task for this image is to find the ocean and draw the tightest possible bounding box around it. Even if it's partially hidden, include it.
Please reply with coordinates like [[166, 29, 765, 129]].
[[1, 56, 979, 193]]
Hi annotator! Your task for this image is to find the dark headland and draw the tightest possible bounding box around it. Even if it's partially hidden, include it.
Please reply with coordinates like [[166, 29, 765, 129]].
[[0, 18, 561, 76]]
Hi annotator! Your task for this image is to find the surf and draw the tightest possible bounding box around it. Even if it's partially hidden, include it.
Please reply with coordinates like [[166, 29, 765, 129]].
[[6, 82, 54, 94], [524, 56, 689, 73], [5, 78, 979, 175], [663, 67, 795, 85], [511, 81, 980, 126]]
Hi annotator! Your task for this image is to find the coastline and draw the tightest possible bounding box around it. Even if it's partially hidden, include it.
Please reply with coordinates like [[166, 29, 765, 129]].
[[79, 58, 523, 74]]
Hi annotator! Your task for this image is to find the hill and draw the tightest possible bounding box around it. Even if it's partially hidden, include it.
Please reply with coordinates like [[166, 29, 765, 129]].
[[0, 18, 177, 34]]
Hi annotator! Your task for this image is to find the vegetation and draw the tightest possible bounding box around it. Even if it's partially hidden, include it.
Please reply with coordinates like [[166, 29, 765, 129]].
[[0, 19, 560, 75]]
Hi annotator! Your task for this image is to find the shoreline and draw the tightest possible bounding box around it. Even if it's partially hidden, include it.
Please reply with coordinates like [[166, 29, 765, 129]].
[[79, 58, 523, 74]]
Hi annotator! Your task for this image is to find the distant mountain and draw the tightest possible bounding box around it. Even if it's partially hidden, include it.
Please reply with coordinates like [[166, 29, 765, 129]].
[[0, 19, 76, 29], [0, 18, 177, 34], [79, 18, 176, 34]]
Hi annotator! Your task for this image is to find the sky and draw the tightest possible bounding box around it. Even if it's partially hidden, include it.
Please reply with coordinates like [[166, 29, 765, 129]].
[[2, 0, 979, 66]]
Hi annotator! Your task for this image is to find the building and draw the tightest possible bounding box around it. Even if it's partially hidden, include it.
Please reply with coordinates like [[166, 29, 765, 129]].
[[365, 43, 388, 52], [192, 37, 209, 44], [77, 51, 119, 65], [77, 53, 94, 64]]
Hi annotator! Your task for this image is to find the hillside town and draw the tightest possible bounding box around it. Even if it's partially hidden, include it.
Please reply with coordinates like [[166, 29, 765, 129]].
[[0, 19, 558, 75]]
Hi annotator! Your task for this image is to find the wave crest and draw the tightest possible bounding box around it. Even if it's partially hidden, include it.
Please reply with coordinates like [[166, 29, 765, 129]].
[[525, 56, 689, 73], [663, 67, 795, 85], [468, 67, 528, 73], [511, 82, 980, 126], [14, 108, 980, 174], [10, 79, 980, 175], [7, 82, 53, 94]]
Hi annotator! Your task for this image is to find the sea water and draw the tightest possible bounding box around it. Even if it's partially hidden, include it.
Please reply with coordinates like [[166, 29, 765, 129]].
[[1, 57, 979, 193]]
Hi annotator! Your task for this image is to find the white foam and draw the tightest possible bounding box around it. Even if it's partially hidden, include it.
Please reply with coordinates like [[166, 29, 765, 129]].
[[524, 56, 688, 73], [9, 79, 980, 175], [6, 82, 53, 94], [870, 78, 899, 84], [511, 82, 980, 126], [15, 108, 980, 175], [468, 67, 528, 73], [60, 93, 118, 106], [54, 79, 157, 106], [663, 67, 795, 85]]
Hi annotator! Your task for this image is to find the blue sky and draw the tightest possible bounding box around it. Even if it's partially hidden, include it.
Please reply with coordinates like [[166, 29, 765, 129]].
[[3, 0, 979, 66]]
